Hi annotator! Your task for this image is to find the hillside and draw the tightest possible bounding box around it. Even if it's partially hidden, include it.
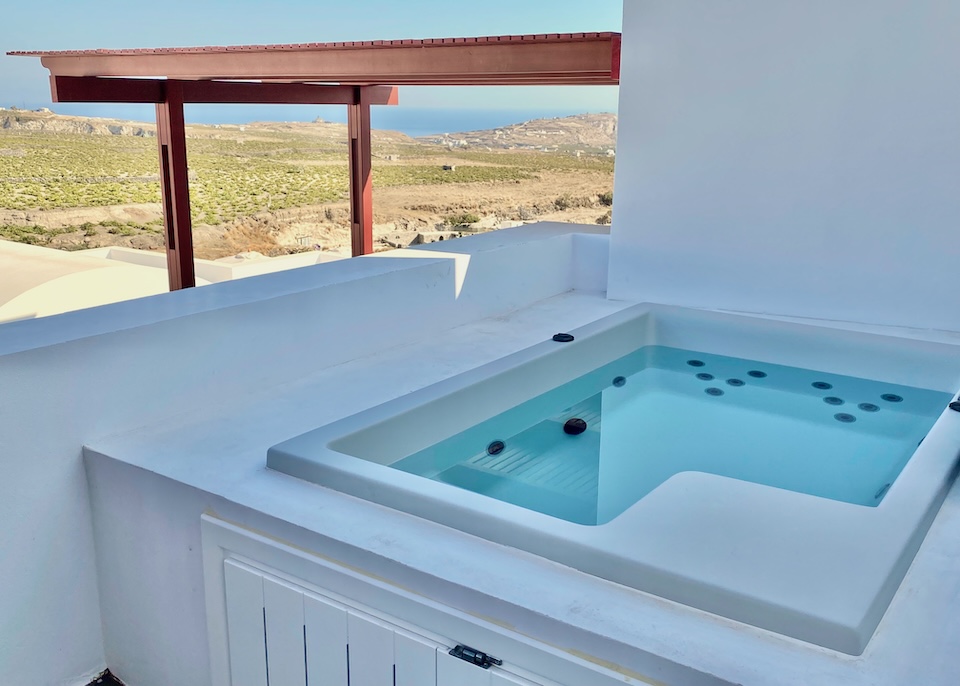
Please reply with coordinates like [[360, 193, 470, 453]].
[[0, 108, 616, 258], [0, 107, 414, 146]]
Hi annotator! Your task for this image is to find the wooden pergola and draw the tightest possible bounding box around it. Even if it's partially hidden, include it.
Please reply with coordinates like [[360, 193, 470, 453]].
[[10, 33, 621, 289]]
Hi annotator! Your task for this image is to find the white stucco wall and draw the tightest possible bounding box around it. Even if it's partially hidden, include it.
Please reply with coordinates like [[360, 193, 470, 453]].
[[608, 0, 960, 331], [0, 225, 606, 686]]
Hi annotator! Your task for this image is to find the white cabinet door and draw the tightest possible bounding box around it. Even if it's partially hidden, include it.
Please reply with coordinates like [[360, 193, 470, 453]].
[[304, 593, 348, 686], [264, 577, 306, 686], [347, 611, 395, 686], [222, 560, 556, 686], [224, 561, 268, 686]]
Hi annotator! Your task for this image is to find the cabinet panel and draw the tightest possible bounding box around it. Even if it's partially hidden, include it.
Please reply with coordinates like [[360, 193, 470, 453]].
[[347, 611, 394, 686], [224, 561, 268, 686], [394, 630, 438, 686], [263, 577, 306, 686], [304, 593, 348, 686]]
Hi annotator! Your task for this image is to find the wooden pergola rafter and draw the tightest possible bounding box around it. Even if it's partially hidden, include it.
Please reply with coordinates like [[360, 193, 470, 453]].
[[10, 33, 620, 290]]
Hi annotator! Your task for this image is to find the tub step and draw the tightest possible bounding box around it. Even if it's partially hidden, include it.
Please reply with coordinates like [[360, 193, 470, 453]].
[[463, 399, 601, 499]]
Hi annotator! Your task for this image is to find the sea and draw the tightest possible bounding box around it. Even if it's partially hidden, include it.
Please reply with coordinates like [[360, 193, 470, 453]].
[[41, 103, 611, 138]]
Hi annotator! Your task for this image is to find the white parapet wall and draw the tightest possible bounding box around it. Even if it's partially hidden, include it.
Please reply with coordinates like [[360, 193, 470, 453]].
[[1, 223, 610, 327], [83, 245, 353, 284], [608, 0, 960, 331]]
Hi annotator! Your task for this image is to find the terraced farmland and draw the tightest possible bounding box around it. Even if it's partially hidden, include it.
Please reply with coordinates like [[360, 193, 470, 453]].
[[0, 113, 615, 257]]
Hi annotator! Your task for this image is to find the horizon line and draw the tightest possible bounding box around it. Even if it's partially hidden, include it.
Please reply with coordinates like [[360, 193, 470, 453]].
[[0, 104, 618, 134]]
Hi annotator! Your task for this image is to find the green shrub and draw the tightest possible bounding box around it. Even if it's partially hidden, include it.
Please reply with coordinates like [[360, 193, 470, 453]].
[[555, 193, 593, 211], [444, 213, 481, 226]]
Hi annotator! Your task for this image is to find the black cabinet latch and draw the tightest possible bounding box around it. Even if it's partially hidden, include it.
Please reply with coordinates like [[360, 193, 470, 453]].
[[449, 644, 503, 669]]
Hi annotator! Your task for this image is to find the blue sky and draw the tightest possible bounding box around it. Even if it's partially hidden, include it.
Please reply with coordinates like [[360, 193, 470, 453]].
[[0, 0, 622, 131]]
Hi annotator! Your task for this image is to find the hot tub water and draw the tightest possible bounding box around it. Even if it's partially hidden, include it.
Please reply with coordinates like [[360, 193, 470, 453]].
[[393, 346, 949, 525]]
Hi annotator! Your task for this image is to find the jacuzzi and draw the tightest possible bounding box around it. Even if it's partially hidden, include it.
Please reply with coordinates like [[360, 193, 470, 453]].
[[268, 303, 960, 654]]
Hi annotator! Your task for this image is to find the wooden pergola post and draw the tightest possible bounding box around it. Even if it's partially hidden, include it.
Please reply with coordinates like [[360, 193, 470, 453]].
[[44, 76, 401, 288], [348, 87, 374, 256], [155, 81, 196, 290]]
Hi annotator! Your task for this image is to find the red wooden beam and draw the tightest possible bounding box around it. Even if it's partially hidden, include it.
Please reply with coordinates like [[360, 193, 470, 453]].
[[18, 33, 620, 85], [50, 75, 398, 105], [50, 74, 162, 102], [348, 87, 374, 256], [155, 81, 196, 290]]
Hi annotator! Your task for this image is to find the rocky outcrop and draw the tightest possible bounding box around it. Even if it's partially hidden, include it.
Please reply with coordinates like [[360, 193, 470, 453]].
[[0, 108, 155, 137]]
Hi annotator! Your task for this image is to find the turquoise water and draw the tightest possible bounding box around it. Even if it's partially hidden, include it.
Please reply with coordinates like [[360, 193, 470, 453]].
[[392, 346, 951, 525]]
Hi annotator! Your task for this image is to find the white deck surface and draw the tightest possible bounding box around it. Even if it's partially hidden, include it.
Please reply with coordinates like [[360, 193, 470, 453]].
[[87, 290, 960, 686]]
